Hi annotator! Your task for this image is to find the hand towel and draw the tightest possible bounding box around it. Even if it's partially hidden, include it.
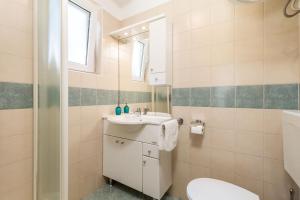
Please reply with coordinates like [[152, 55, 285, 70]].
[[159, 119, 179, 151]]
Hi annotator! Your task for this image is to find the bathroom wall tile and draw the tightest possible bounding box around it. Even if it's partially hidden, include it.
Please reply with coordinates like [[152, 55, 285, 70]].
[[236, 133, 263, 156], [263, 109, 282, 135], [0, 54, 32, 84], [189, 67, 211, 87], [210, 129, 236, 151], [211, 21, 234, 44], [236, 109, 263, 132], [210, 0, 234, 24], [236, 39, 263, 64], [0, 158, 32, 194], [0, 134, 32, 167], [263, 134, 283, 160], [210, 86, 235, 108], [189, 146, 211, 168], [235, 153, 263, 180], [212, 42, 234, 66], [235, 61, 264, 85], [234, 175, 263, 198], [191, 27, 211, 48], [69, 87, 81, 107], [0, 109, 32, 137], [211, 65, 235, 86], [0, 82, 32, 109], [264, 84, 298, 110], [172, 88, 190, 106], [236, 85, 263, 109], [80, 88, 97, 106], [190, 87, 210, 107], [208, 108, 236, 130], [1, 182, 33, 200], [190, 7, 211, 29]]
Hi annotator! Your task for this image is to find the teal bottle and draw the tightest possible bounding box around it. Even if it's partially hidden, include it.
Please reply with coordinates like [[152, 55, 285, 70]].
[[124, 103, 129, 114], [115, 105, 122, 115]]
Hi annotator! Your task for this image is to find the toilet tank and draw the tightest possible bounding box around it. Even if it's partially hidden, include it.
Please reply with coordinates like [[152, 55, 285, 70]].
[[282, 111, 300, 187]]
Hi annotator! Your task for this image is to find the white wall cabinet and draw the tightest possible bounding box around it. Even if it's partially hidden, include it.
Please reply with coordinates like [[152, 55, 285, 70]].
[[149, 17, 172, 86], [103, 120, 172, 200]]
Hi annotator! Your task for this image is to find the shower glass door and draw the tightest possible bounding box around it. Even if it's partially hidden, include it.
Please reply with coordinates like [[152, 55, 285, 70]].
[[35, 0, 68, 199]]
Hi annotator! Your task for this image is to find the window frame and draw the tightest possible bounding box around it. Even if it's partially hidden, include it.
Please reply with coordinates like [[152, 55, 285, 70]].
[[68, 0, 98, 73]]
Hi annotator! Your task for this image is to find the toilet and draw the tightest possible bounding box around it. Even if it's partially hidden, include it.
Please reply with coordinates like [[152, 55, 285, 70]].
[[187, 178, 260, 200]]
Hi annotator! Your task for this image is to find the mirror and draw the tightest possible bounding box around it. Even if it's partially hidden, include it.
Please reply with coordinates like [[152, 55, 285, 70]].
[[112, 16, 171, 113]]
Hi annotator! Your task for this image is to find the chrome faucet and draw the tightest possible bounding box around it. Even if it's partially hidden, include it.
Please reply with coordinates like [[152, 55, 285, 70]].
[[143, 107, 150, 115], [135, 108, 141, 116]]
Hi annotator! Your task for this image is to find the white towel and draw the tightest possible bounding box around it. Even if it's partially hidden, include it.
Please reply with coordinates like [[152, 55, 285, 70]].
[[159, 119, 179, 151]]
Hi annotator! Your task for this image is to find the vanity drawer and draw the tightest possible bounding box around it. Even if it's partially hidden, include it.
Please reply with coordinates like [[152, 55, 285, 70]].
[[143, 143, 159, 159]]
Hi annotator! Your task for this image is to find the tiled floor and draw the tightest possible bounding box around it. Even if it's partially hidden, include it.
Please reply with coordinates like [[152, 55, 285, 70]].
[[83, 183, 180, 200]]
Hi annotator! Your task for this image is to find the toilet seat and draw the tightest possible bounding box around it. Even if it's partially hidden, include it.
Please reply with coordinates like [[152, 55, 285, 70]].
[[187, 178, 259, 200]]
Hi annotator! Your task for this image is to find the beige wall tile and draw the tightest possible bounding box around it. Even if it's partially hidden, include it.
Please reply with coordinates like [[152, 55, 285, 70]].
[[190, 7, 211, 29], [263, 134, 283, 160], [234, 175, 263, 198], [0, 134, 32, 167], [236, 133, 263, 156], [210, 129, 236, 151], [0, 158, 32, 194], [236, 109, 263, 132], [0, 54, 32, 83], [235, 153, 263, 180], [0, 109, 33, 137]]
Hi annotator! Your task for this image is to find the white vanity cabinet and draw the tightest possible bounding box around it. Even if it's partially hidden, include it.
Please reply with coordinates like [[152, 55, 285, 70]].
[[103, 120, 172, 200]]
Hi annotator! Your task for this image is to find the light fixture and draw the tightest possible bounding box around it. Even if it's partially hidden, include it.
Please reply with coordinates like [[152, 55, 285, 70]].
[[124, 32, 128, 36], [141, 26, 147, 30]]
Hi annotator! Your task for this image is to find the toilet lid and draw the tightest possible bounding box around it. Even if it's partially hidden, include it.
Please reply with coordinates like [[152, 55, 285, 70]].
[[187, 178, 259, 200]]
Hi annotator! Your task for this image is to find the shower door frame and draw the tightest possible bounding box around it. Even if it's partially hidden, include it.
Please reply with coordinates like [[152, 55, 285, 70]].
[[33, 0, 69, 199]]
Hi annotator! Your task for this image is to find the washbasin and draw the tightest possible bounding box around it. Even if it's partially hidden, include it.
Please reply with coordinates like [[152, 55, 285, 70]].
[[105, 113, 172, 125]]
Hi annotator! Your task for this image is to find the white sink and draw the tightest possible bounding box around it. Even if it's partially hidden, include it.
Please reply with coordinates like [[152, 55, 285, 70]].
[[105, 113, 172, 125], [283, 110, 300, 187]]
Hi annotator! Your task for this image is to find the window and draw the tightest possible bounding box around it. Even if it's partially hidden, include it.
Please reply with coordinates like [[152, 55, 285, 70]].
[[131, 40, 149, 81], [68, 0, 98, 72]]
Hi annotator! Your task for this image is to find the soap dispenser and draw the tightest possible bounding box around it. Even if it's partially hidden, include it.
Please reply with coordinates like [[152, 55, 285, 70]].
[[115, 104, 122, 115], [124, 103, 129, 114]]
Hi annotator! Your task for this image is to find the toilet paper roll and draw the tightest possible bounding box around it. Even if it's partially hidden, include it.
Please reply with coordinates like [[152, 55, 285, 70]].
[[191, 125, 204, 135]]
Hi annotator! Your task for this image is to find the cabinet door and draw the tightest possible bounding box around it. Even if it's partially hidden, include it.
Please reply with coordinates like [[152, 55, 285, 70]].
[[143, 156, 160, 199], [149, 18, 167, 73], [103, 135, 143, 191]]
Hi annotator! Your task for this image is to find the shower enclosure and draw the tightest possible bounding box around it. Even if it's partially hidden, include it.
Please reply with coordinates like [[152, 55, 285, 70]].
[[34, 0, 68, 199]]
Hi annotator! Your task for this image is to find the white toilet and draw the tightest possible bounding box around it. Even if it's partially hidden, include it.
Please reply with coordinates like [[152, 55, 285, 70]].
[[187, 178, 260, 200]]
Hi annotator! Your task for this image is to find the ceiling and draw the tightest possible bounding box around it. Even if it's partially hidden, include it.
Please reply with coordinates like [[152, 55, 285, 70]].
[[95, 0, 170, 20], [112, 0, 132, 8]]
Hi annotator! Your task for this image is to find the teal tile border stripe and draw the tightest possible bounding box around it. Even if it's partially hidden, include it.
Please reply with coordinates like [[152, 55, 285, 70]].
[[0, 82, 33, 110], [1, 82, 298, 110], [69, 87, 152, 107], [172, 84, 299, 110]]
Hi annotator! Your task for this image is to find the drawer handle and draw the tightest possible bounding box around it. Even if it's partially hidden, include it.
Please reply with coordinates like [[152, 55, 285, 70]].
[[143, 160, 146, 166], [115, 140, 119, 143], [148, 150, 151, 155], [121, 141, 125, 144]]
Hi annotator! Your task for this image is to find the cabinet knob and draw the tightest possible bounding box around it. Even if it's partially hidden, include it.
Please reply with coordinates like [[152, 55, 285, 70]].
[[148, 150, 151, 155], [143, 160, 146, 165], [115, 140, 119, 143], [121, 141, 124, 144]]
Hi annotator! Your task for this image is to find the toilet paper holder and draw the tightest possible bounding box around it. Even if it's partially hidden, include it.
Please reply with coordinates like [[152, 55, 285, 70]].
[[191, 120, 205, 126]]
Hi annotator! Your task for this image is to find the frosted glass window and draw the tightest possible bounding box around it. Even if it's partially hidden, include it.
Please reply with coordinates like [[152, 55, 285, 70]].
[[68, 1, 90, 65], [132, 41, 145, 81]]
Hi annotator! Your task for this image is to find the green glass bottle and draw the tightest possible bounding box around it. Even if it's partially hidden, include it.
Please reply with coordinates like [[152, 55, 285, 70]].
[[124, 103, 129, 114], [115, 105, 122, 115]]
